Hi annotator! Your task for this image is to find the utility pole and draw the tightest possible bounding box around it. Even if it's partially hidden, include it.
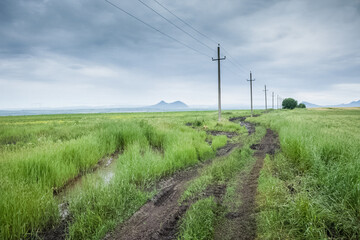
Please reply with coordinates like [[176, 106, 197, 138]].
[[247, 71, 255, 117], [272, 92, 274, 109], [263, 85, 268, 112], [212, 44, 226, 122]]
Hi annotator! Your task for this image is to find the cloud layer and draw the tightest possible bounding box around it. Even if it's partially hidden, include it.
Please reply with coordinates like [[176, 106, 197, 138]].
[[1, 0, 359, 109]]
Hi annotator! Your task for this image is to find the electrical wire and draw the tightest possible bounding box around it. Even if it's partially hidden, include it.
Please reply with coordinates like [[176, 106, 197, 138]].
[[226, 57, 249, 75], [221, 46, 250, 74], [151, 0, 218, 45], [152, 0, 251, 76], [137, 0, 214, 52], [143, 0, 251, 77], [105, 0, 212, 58], [222, 64, 244, 78], [106, 0, 252, 79]]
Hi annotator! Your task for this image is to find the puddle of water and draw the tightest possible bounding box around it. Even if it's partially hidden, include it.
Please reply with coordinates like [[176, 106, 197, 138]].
[[240, 121, 255, 135], [58, 202, 69, 220], [56, 154, 119, 219], [240, 122, 250, 130]]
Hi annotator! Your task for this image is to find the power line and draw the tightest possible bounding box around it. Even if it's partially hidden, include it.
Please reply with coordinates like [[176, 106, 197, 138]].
[[221, 46, 249, 73], [151, 0, 252, 76], [224, 56, 249, 75], [138, 0, 214, 52], [106, 0, 252, 82], [222, 64, 244, 78], [105, 0, 212, 58], [151, 0, 218, 45]]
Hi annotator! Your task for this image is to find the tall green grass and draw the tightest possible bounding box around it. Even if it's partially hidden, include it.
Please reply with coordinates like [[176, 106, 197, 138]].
[[66, 120, 223, 239], [1, 121, 151, 239], [178, 125, 266, 239], [254, 108, 360, 239], [0, 110, 236, 239], [178, 197, 218, 240]]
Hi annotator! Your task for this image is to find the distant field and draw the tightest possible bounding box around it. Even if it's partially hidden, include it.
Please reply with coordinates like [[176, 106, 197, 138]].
[[1, 108, 359, 239]]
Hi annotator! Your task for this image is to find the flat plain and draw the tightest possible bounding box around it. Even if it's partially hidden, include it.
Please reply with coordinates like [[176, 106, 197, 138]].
[[0, 108, 359, 239]]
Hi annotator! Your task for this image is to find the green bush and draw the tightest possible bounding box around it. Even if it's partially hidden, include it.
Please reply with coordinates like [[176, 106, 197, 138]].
[[297, 103, 306, 108], [282, 98, 298, 109]]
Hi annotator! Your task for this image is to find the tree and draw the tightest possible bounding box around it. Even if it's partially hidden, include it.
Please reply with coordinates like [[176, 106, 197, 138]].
[[282, 98, 298, 109], [297, 103, 306, 108]]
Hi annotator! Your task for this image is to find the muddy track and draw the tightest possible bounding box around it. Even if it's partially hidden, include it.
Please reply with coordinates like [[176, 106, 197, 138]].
[[206, 130, 238, 138], [229, 116, 258, 135], [103, 143, 240, 240], [215, 129, 279, 240]]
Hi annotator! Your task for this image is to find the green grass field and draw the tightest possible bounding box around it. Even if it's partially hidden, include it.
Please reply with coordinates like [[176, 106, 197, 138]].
[[1, 108, 359, 239], [0, 110, 251, 239], [252, 108, 360, 239]]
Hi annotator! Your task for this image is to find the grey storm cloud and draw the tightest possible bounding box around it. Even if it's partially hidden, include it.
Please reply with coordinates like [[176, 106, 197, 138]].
[[0, 0, 359, 109]]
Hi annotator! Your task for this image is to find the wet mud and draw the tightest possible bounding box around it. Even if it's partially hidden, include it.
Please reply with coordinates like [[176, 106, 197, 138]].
[[103, 142, 239, 240], [206, 130, 238, 138], [229, 116, 258, 135], [215, 129, 279, 240]]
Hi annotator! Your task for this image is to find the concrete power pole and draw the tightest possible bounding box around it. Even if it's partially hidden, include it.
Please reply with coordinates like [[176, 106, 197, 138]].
[[272, 92, 274, 109], [247, 71, 255, 117], [264, 85, 268, 112], [212, 44, 226, 122]]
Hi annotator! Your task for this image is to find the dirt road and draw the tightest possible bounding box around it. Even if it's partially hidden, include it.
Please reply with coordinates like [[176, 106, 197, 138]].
[[104, 143, 240, 240], [214, 129, 279, 240]]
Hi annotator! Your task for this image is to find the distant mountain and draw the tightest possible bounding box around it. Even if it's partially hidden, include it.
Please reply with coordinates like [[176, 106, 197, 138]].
[[0, 101, 191, 116], [148, 100, 188, 109], [333, 100, 360, 108], [301, 100, 360, 108]]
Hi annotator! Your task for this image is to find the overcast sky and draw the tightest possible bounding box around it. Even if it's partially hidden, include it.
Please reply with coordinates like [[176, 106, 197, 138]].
[[0, 0, 359, 109]]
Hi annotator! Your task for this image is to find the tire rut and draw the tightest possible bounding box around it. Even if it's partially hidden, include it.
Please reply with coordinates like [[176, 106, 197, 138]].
[[215, 128, 279, 240], [103, 142, 240, 240]]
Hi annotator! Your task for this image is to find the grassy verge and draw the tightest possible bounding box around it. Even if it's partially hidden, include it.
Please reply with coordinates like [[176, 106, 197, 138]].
[[254, 108, 360, 239]]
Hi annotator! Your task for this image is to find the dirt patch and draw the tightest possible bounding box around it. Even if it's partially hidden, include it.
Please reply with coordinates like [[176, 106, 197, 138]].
[[241, 122, 256, 135], [37, 218, 70, 240], [252, 130, 279, 156], [215, 129, 279, 240], [229, 116, 247, 122], [207, 130, 238, 138], [229, 116, 257, 135], [103, 142, 239, 240], [216, 143, 240, 157], [203, 183, 227, 204], [102, 165, 196, 240], [229, 115, 260, 122]]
